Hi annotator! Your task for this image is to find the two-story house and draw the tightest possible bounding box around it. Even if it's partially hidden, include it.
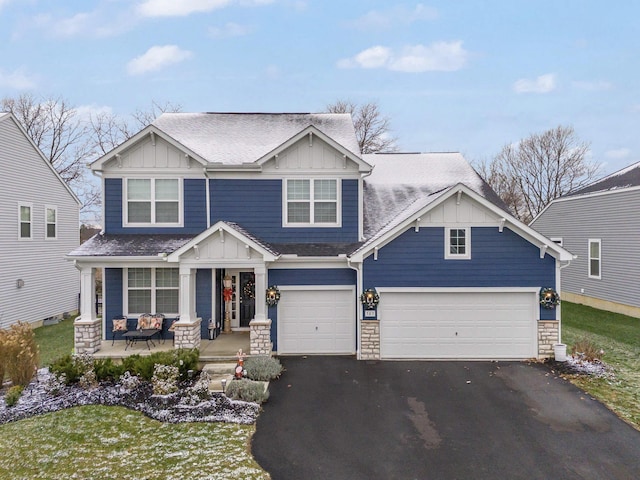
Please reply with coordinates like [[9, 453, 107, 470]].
[[68, 112, 572, 360], [0, 112, 80, 329]]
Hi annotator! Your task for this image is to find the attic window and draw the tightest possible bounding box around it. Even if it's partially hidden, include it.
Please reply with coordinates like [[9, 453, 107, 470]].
[[284, 179, 341, 227], [445, 227, 471, 260], [124, 178, 182, 226]]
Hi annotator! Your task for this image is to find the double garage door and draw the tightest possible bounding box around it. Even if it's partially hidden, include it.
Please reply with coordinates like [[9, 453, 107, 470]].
[[378, 290, 538, 359], [278, 287, 356, 355]]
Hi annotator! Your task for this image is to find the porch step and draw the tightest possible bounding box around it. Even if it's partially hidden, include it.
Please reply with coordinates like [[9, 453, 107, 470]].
[[202, 362, 237, 393], [208, 373, 234, 393]]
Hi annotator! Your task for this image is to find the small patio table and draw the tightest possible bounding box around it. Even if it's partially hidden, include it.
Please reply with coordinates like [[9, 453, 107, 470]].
[[123, 330, 160, 351]]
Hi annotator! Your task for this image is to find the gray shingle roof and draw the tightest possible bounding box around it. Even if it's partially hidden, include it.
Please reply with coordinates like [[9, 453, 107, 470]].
[[568, 160, 640, 196], [152, 112, 361, 164], [362, 153, 507, 238], [68, 234, 197, 257]]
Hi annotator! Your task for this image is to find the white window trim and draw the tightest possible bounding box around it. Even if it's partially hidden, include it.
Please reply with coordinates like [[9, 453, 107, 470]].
[[445, 227, 471, 260], [123, 178, 184, 227], [588, 238, 601, 279], [45, 205, 58, 240], [18, 203, 33, 240], [123, 267, 180, 316], [282, 178, 342, 228]]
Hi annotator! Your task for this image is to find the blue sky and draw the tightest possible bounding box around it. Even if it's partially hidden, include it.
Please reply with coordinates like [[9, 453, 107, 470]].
[[1, 0, 638, 176]]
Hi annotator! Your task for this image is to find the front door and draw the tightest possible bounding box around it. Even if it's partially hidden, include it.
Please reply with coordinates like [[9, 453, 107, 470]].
[[239, 271, 255, 327]]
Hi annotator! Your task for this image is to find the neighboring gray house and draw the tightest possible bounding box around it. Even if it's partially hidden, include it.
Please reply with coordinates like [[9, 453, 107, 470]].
[[0, 113, 81, 329], [531, 161, 640, 318]]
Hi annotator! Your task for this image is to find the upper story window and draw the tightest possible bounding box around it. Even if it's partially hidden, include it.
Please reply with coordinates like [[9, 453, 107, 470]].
[[284, 179, 340, 227], [18, 204, 32, 239], [125, 178, 181, 226], [588, 239, 601, 279], [45, 206, 57, 239], [445, 227, 471, 259], [126, 267, 179, 315]]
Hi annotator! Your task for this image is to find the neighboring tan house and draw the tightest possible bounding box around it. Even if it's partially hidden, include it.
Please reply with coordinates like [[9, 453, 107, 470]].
[[0, 112, 81, 328], [531, 161, 640, 318], [68, 112, 572, 359]]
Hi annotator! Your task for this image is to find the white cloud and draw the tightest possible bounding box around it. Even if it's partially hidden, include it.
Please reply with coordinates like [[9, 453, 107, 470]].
[[75, 104, 114, 121], [349, 4, 438, 29], [572, 80, 613, 91], [31, 8, 137, 38], [337, 41, 468, 72], [137, 0, 232, 17], [127, 45, 193, 76], [208, 22, 252, 38], [605, 148, 631, 159], [0, 68, 37, 90], [0, 0, 13, 11], [513, 74, 556, 94]]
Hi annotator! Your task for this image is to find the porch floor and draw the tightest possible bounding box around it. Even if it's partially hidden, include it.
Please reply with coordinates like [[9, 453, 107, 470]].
[[92, 331, 250, 363]]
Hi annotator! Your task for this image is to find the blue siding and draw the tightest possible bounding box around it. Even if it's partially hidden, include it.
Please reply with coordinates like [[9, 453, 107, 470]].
[[104, 268, 123, 340], [196, 269, 213, 339], [363, 227, 557, 320], [104, 178, 207, 234], [267, 268, 357, 350], [210, 179, 359, 243]]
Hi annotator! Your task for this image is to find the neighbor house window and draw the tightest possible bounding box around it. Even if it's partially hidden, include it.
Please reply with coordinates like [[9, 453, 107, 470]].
[[45, 206, 57, 239], [18, 204, 32, 239], [588, 239, 601, 279], [125, 178, 181, 225], [445, 227, 471, 259], [126, 268, 179, 314], [284, 179, 340, 226]]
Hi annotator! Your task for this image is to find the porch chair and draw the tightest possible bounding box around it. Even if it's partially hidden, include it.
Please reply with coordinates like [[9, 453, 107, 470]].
[[111, 315, 128, 345]]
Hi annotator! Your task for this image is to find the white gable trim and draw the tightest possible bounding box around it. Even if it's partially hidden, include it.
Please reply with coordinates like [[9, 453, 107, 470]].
[[90, 125, 209, 171], [166, 221, 279, 263], [351, 183, 574, 263], [0, 114, 81, 205]]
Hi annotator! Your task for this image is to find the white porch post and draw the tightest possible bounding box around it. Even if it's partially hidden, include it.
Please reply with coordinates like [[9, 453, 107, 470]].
[[253, 264, 267, 321], [74, 265, 101, 354], [79, 266, 97, 322], [178, 266, 196, 323]]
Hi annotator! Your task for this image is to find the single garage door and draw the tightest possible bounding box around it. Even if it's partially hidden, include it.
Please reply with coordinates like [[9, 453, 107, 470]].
[[379, 290, 537, 359], [278, 287, 356, 354]]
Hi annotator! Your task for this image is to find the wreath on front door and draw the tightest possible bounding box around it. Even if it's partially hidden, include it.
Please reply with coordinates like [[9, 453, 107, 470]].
[[243, 280, 255, 300]]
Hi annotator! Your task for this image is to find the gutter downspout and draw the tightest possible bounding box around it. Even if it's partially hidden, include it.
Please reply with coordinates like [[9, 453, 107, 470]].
[[348, 258, 363, 360], [556, 257, 575, 343]]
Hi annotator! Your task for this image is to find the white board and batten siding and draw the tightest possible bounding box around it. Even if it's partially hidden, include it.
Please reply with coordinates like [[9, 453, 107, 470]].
[[277, 286, 356, 355], [378, 288, 539, 359], [0, 115, 80, 328], [531, 190, 640, 309]]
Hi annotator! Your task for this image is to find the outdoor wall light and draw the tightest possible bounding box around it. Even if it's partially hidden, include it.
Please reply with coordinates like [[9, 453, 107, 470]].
[[266, 285, 281, 306], [360, 288, 380, 310], [16, 279, 25, 288]]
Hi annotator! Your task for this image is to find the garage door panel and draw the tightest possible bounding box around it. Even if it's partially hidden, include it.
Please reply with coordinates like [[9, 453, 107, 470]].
[[278, 288, 355, 355], [380, 291, 537, 359]]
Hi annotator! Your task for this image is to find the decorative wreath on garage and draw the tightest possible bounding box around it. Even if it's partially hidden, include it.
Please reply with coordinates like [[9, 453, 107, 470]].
[[360, 288, 380, 310], [539, 287, 560, 309]]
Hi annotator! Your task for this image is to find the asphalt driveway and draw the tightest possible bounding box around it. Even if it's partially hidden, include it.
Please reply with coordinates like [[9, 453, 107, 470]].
[[252, 357, 640, 480]]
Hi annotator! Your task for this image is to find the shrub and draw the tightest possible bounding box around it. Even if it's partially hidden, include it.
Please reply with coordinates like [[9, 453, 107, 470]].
[[121, 349, 199, 381], [49, 354, 85, 384], [180, 372, 212, 405], [224, 378, 269, 403], [151, 364, 180, 395], [244, 356, 283, 381], [571, 337, 604, 362], [5, 385, 24, 407], [2, 322, 39, 386], [93, 358, 126, 382]]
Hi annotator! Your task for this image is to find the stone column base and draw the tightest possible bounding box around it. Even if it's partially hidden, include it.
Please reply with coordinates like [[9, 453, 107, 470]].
[[74, 318, 102, 354], [174, 317, 202, 350], [249, 318, 272, 356], [538, 320, 559, 358], [360, 320, 380, 360]]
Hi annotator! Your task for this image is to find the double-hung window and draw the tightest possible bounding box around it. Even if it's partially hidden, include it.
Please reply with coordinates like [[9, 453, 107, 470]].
[[126, 268, 179, 315], [18, 204, 32, 239], [125, 178, 181, 226], [588, 239, 601, 279], [45, 206, 57, 239], [284, 179, 340, 226], [445, 227, 471, 259]]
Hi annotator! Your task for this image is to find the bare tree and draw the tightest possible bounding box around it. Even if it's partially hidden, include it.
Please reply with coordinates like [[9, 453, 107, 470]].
[[481, 125, 600, 223], [131, 99, 182, 129], [325, 100, 398, 154]]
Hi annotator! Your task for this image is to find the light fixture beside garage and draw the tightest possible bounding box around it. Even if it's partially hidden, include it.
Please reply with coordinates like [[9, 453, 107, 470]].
[[539, 287, 560, 309], [266, 285, 281, 306], [360, 288, 380, 310]]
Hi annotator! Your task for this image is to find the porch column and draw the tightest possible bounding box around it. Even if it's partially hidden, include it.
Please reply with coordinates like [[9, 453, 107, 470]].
[[174, 266, 201, 350], [253, 264, 267, 321], [74, 266, 101, 354]]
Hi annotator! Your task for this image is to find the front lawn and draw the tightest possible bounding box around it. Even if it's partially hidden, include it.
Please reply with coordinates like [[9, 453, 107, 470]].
[[34, 316, 75, 367], [561, 301, 640, 429], [0, 405, 268, 480]]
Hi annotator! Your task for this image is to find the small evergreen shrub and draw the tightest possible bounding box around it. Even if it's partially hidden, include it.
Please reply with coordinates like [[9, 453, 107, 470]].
[[118, 371, 141, 391], [151, 364, 179, 395], [93, 358, 125, 382], [121, 349, 199, 381], [244, 356, 283, 381], [224, 378, 269, 403], [1, 322, 39, 386], [5, 385, 24, 407], [49, 354, 85, 384], [571, 337, 604, 362]]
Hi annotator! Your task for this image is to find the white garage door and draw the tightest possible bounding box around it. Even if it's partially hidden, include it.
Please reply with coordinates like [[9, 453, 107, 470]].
[[379, 290, 537, 359], [278, 287, 356, 354]]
